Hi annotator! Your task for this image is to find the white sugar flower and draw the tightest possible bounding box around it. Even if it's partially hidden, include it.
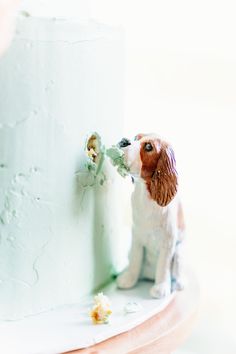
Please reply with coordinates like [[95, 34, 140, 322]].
[[90, 292, 112, 324]]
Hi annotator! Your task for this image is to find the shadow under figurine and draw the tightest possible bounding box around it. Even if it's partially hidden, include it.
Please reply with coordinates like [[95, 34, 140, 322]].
[[107, 133, 185, 299]]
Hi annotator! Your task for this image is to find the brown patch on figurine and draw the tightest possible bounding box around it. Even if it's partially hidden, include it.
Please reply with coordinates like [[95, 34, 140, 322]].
[[140, 137, 178, 207]]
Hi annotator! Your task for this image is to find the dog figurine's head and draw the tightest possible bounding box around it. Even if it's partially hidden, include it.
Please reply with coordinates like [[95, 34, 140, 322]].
[[118, 133, 178, 207]]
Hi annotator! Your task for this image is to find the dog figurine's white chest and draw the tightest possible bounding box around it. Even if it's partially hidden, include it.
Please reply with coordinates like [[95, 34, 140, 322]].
[[131, 178, 179, 280], [132, 178, 168, 235]]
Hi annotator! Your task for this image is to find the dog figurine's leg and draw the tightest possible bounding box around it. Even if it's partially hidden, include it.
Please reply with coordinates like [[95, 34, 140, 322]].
[[171, 202, 185, 291], [150, 231, 177, 299], [171, 241, 184, 291], [117, 235, 143, 289]]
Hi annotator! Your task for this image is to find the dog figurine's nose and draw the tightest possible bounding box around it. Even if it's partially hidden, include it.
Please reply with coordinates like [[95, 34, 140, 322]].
[[118, 138, 131, 148]]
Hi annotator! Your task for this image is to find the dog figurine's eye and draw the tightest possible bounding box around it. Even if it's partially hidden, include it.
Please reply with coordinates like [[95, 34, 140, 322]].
[[144, 142, 153, 152]]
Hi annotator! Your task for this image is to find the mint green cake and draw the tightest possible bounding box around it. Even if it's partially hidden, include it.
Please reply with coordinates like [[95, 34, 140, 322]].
[[0, 12, 128, 320]]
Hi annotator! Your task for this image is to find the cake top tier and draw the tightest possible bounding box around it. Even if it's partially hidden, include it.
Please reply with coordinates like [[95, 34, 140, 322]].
[[20, 0, 92, 19], [16, 1, 122, 43]]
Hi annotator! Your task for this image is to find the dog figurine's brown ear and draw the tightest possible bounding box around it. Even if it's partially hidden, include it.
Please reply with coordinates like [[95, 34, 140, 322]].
[[149, 144, 178, 206]]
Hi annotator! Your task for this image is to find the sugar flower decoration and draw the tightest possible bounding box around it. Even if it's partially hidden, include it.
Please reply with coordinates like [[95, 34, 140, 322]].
[[85, 132, 105, 177], [90, 292, 112, 324]]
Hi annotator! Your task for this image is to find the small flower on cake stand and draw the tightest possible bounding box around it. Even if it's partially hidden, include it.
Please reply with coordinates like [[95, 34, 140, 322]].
[[90, 292, 112, 325]]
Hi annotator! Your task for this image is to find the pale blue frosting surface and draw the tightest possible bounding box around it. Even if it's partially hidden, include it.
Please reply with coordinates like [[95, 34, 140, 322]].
[[0, 14, 129, 320]]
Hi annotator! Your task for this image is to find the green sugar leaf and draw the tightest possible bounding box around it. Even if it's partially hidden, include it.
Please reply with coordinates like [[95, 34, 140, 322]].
[[106, 146, 129, 177]]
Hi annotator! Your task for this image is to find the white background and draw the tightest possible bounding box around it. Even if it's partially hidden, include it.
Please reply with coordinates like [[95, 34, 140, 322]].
[[90, 1, 236, 353], [18, 1, 236, 353]]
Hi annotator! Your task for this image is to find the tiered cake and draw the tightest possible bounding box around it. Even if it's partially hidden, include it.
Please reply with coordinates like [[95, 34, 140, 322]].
[[0, 5, 127, 320]]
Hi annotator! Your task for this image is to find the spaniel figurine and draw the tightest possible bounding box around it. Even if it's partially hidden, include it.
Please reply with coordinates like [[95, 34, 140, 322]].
[[116, 133, 185, 299]]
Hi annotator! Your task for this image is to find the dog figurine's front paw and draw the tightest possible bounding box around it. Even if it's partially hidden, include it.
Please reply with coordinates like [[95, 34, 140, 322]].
[[150, 282, 171, 299], [117, 270, 138, 289]]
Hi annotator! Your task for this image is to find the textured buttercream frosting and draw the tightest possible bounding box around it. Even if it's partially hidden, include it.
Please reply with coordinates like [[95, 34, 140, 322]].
[[0, 12, 128, 320]]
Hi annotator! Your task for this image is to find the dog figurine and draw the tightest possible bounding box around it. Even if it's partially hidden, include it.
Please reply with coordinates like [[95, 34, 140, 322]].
[[116, 133, 185, 299]]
